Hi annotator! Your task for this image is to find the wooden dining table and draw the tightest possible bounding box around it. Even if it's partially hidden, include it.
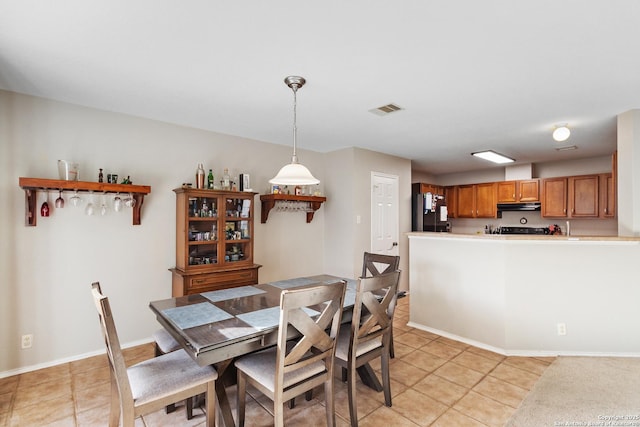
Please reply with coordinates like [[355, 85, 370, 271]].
[[149, 274, 383, 427]]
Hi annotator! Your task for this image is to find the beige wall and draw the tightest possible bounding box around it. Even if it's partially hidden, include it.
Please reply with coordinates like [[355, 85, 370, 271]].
[[0, 90, 412, 375]]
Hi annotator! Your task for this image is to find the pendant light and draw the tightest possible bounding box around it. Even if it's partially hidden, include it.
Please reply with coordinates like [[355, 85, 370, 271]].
[[269, 76, 320, 186]]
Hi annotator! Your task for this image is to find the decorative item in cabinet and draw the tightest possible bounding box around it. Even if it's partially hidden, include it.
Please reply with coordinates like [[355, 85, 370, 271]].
[[18, 177, 151, 226], [259, 193, 327, 223], [171, 188, 261, 296]]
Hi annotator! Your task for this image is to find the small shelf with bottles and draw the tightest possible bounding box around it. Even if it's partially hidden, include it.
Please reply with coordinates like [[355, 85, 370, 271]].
[[18, 177, 151, 226], [260, 193, 327, 223], [171, 187, 261, 296]]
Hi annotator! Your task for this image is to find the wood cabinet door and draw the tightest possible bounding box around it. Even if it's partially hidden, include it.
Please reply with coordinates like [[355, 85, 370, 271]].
[[456, 185, 475, 218], [497, 181, 517, 203], [518, 179, 540, 202], [542, 178, 567, 217], [600, 173, 616, 218], [569, 175, 599, 217], [475, 182, 497, 218], [444, 186, 457, 219]]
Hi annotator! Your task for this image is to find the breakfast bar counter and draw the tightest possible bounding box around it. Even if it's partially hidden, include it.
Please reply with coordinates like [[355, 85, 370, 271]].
[[407, 232, 640, 357]]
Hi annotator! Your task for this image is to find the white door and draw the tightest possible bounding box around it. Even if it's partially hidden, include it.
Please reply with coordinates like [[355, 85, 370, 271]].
[[371, 172, 399, 256]]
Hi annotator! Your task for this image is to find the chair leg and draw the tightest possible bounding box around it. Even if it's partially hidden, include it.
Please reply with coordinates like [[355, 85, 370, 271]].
[[305, 389, 313, 401], [288, 397, 296, 409], [186, 395, 194, 419], [205, 381, 215, 427], [237, 372, 246, 427], [274, 401, 285, 427], [347, 366, 359, 427], [389, 328, 395, 359], [381, 351, 392, 407], [341, 366, 347, 382]]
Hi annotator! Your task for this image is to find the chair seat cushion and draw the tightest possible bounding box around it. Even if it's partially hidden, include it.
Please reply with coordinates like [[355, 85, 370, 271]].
[[152, 329, 181, 354], [235, 344, 326, 394], [334, 327, 382, 362], [128, 349, 217, 406]]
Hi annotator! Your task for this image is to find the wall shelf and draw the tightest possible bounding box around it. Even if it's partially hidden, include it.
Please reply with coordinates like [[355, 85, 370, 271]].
[[259, 194, 327, 223], [18, 177, 151, 226]]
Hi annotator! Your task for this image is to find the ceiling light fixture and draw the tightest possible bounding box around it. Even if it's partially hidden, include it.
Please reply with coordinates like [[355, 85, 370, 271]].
[[471, 150, 515, 164], [269, 76, 320, 186], [552, 124, 571, 142]]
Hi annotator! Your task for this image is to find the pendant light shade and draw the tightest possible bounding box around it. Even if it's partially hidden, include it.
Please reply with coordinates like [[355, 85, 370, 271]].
[[269, 76, 320, 186]]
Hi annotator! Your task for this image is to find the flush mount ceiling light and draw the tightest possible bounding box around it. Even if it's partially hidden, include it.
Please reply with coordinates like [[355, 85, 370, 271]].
[[552, 124, 571, 142], [471, 150, 515, 164], [269, 76, 320, 186]]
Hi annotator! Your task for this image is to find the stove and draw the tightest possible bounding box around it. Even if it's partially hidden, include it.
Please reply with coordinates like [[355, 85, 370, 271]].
[[498, 226, 550, 235]]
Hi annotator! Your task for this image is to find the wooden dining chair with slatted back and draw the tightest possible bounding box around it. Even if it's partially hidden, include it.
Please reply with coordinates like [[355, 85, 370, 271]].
[[361, 252, 400, 358], [235, 280, 347, 427], [91, 282, 217, 427], [334, 270, 401, 427]]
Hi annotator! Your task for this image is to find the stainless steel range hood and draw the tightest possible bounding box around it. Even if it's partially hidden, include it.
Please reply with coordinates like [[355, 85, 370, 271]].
[[497, 202, 541, 212]]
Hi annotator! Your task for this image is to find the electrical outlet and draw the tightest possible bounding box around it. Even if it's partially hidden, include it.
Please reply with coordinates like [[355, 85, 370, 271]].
[[557, 323, 567, 336], [21, 334, 33, 349]]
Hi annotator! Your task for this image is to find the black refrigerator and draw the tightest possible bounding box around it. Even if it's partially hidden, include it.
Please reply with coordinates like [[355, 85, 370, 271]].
[[412, 192, 450, 232]]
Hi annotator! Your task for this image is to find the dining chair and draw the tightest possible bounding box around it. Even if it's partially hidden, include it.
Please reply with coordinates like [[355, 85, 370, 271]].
[[334, 270, 401, 427], [235, 280, 347, 427], [361, 252, 400, 358], [91, 282, 217, 427], [151, 328, 197, 419]]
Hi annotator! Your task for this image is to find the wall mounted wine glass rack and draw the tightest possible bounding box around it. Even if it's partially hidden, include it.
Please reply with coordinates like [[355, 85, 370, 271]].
[[18, 177, 151, 226]]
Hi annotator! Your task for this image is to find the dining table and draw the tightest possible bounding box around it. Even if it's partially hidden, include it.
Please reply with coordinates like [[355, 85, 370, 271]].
[[149, 274, 383, 427]]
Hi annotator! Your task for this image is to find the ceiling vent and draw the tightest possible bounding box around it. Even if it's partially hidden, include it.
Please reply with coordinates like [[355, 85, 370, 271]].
[[369, 103, 403, 116], [555, 145, 578, 152]]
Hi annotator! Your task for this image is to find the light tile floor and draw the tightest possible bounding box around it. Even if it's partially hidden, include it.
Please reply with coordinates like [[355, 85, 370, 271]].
[[0, 297, 553, 426]]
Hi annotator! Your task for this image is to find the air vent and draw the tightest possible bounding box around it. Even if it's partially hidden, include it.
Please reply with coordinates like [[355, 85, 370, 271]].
[[555, 145, 578, 152], [369, 103, 403, 116]]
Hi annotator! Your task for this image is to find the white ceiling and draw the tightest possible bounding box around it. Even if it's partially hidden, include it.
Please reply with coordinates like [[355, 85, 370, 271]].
[[1, 1, 638, 175]]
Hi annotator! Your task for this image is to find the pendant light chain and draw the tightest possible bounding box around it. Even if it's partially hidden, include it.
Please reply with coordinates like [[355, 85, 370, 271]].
[[291, 83, 298, 163]]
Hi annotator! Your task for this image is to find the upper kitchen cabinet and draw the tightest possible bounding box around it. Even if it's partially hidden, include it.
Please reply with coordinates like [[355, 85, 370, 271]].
[[542, 175, 602, 218], [600, 173, 616, 218], [541, 177, 568, 217], [568, 175, 599, 218], [456, 182, 497, 218], [497, 179, 539, 203], [413, 183, 444, 196], [444, 186, 457, 219]]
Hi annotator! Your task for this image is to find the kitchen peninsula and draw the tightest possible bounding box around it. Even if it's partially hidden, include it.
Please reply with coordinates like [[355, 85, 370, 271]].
[[407, 232, 640, 357]]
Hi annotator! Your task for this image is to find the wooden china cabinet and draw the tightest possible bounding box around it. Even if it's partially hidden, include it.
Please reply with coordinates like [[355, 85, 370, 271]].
[[170, 188, 261, 297]]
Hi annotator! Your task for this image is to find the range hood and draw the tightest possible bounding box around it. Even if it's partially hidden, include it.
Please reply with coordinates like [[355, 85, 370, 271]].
[[497, 202, 541, 212]]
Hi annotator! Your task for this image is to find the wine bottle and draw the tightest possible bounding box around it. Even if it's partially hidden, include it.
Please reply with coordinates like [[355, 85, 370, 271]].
[[207, 169, 214, 189], [222, 168, 230, 190], [196, 163, 205, 189]]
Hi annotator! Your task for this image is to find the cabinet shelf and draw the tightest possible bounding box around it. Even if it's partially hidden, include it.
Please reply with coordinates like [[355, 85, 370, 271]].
[[259, 194, 327, 223], [18, 177, 151, 226]]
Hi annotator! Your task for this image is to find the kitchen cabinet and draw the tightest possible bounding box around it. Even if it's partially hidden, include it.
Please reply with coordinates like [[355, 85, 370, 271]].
[[542, 175, 601, 218], [170, 188, 261, 296], [600, 173, 615, 218], [444, 186, 457, 219], [456, 182, 497, 218], [541, 178, 568, 217], [497, 179, 539, 203], [412, 183, 444, 196], [568, 175, 599, 217]]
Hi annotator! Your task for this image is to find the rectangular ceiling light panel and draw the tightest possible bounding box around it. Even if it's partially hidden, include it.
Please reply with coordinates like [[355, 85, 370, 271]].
[[472, 150, 515, 164]]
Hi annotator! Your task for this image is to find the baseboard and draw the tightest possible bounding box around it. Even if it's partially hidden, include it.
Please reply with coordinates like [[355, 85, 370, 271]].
[[406, 322, 640, 358], [0, 337, 154, 379]]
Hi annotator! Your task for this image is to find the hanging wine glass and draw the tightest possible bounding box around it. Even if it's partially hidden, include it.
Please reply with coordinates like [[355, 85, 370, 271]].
[[113, 193, 123, 212], [55, 190, 64, 208], [100, 193, 108, 216], [70, 190, 82, 207], [40, 190, 50, 217], [124, 193, 136, 208], [85, 192, 95, 216]]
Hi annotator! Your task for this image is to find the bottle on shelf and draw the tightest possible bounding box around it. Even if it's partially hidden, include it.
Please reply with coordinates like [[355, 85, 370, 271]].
[[222, 168, 231, 191], [196, 163, 205, 189], [208, 169, 214, 189], [98, 168, 104, 183]]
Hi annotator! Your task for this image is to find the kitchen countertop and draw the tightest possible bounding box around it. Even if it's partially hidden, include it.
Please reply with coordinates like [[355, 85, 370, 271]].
[[406, 232, 640, 242]]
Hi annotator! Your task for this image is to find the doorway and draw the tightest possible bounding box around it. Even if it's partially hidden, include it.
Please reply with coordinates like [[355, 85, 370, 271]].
[[371, 172, 399, 256]]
